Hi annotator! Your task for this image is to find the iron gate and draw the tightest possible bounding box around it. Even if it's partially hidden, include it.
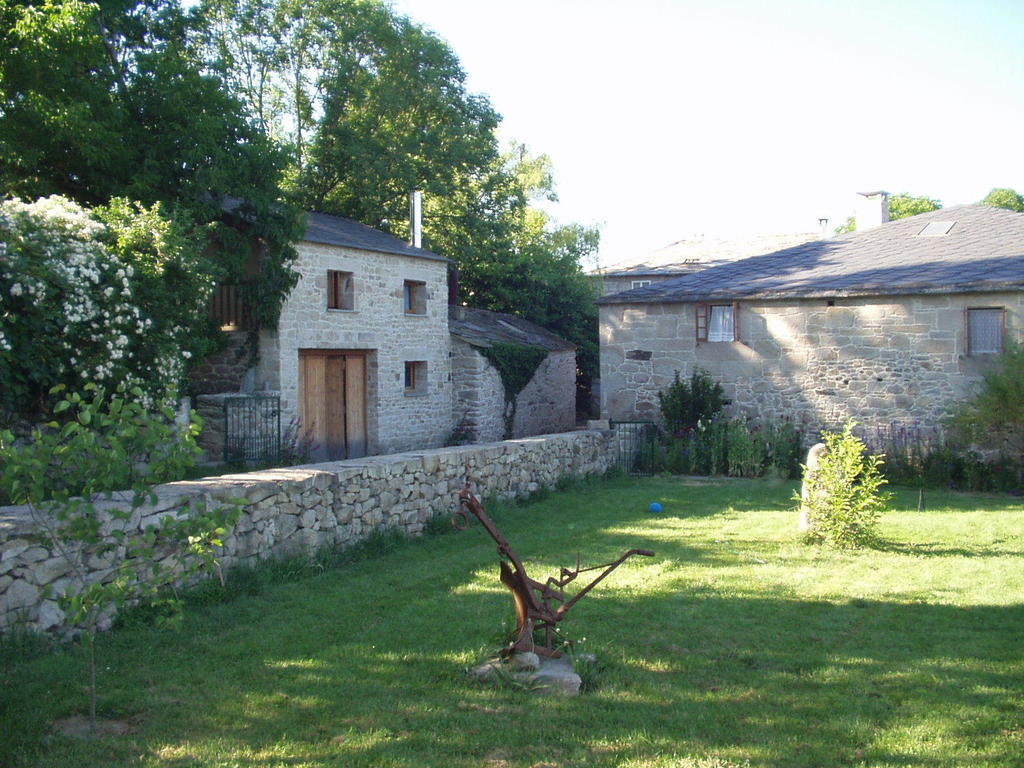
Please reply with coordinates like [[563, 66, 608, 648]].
[[610, 421, 660, 476], [223, 394, 281, 464]]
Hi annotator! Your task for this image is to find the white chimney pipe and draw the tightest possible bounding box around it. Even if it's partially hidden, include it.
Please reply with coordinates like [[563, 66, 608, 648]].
[[856, 191, 890, 231], [409, 190, 422, 249]]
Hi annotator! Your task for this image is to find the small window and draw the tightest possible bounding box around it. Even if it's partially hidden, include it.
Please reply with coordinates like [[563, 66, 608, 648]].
[[967, 308, 1004, 355], [327, 270, 353, 310], [404, 280, 426, 315], [404, 361, 427, 394], [696, 302, 739, 342], [631, 280, 652, 289]]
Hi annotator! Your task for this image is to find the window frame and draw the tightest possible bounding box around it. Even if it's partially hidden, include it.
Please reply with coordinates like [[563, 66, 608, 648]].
[[696, 302, 740, 343], [327, 270, 354, 311], [403, 280, 427, 315], [965, 306, 1005, 356], [404, 360, 427, 395], [631, 279, 652, 289]]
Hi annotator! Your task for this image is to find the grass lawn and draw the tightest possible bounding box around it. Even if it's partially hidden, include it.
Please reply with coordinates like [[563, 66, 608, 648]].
[[2, 475, 1023, 767]]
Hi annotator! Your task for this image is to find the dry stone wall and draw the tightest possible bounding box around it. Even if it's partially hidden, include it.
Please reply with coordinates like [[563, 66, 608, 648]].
[[0, 430, 614, 636]]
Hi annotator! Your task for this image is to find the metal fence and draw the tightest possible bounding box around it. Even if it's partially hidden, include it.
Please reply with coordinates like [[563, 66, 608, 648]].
[[223, 394, 281, 464], [609, 421, 660, 476]]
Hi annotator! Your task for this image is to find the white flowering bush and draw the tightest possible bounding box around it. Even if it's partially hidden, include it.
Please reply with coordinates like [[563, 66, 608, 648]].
[[0, 196, 215, 416]]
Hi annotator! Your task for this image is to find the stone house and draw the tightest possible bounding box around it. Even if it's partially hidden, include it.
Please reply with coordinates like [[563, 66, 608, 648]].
[[255, 210, 452, 460], [193, 204, 579, 462], [597, 203, 1024, 438], [449, 306, 577, 442], [191, 205, 452, 462]]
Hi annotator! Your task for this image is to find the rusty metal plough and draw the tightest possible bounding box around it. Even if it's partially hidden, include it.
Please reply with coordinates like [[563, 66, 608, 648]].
[[453, 484, 654, 658]]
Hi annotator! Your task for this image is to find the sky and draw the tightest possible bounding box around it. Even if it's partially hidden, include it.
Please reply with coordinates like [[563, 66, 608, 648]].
[[388, 0, 1024, 269]]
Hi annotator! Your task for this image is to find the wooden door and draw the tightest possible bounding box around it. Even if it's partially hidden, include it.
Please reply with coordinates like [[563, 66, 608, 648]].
[[299, 350, 367, 461]]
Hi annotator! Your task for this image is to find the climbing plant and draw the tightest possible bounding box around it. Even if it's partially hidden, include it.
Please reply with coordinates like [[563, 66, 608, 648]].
[[479, 341, 548, 438]]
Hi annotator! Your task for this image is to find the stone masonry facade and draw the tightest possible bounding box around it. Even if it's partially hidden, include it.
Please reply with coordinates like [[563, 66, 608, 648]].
[[256, 241, 451, 455], [451, 337, 506, 442], [601, 291, 1023, 438], [0, 430, 615, 636], [450, 341, 577, 443], [512, 349, 577, 438]]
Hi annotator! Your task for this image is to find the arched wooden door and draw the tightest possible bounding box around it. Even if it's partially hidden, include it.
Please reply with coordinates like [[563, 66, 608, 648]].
[[298, 350, 367, 461]]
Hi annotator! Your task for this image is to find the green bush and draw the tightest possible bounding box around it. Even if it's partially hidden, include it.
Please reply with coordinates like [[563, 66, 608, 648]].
[[0, 196, 216, 420], [798, 422, 891, 549], [947, 342, 1024, 480], [726, 418, 765, 478], [658, 369, 725, 435], [868, 422, 1022, 492]]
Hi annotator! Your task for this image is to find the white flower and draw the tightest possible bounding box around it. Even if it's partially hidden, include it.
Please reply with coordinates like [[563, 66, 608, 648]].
[[10, 283, 22, 297]]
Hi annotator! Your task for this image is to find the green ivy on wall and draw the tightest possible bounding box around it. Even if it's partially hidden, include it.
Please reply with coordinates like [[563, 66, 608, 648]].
[[479, 342, 548, 404]]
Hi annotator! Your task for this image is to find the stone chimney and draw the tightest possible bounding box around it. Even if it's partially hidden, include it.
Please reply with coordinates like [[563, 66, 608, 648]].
[[409, 190, 422, 249], [856, 191, 889, 231]]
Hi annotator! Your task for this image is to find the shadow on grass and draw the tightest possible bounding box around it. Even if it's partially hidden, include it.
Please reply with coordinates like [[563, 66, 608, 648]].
[[872, 539, 1023, 558], [125, 590, 1024, 768], [4, 478, 1021, 768]]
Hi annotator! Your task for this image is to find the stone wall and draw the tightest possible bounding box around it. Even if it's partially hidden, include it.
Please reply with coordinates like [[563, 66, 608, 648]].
[[256, 240, 452, 455], [188, 331, 251, 394], [451, 337, 506, 443], [451, 341, 578, 443], [512, 349, 578, 437], [600, 291, 1023, 438], [0, 430, 614, 636]]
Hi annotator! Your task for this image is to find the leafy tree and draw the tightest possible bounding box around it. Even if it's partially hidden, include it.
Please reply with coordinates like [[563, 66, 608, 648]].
[[0, 0, 304, 371], [200, 0, 601, 402], [888, 193, 942, 220], [834, 216, 856, 235], [440, 145, 601, 398], [981, 187, 1024, 212]]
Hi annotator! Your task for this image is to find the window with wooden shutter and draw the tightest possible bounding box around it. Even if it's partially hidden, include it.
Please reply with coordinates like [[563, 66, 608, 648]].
[[698, 302, 739, 342], [327, 270, 354, 310], [696, 303, 709, 342], [404, 361, 427, 394]]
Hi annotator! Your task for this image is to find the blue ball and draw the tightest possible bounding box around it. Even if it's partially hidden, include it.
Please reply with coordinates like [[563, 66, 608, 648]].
[[648, 502, 663, 514]]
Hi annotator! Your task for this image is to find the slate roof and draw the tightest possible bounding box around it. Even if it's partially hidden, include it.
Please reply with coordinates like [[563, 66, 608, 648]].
[[448, 306, 576, 352], [221, 197, 445, 262], [596, 232, 821, 277], [303, 210, 446, 262], [597, 205, 1024, 305]]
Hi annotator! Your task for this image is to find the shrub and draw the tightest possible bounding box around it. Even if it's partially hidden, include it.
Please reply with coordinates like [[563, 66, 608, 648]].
[[798, 421, 891, 548], [726, 418, 765, 478], [0, 195, 215, 419], [765, 420, 802, 479], [948, 342, 1024, 478], [658, 368, 725, 435]]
